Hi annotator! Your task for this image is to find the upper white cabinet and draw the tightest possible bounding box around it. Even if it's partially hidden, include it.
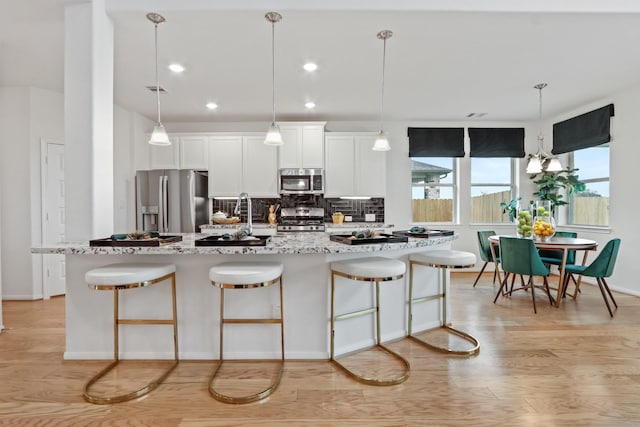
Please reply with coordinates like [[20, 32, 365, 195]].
[[149, 136, 179, 169], [324, 133, 386, 198], [179, 136, 209, 170], [208, 136, 243, 197], [148, 134, 208, 170], [278, 122, 326, 169], [207, 134, 278, 198]]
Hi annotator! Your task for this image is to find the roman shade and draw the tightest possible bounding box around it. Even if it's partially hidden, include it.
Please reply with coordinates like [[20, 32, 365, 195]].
[[408, 127, 465, 157], [469, 128, 525, 158], [552, 104, 614, 154]]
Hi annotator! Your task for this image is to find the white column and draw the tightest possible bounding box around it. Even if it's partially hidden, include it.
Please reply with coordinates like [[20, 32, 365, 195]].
[[64, 1, 114, 240]]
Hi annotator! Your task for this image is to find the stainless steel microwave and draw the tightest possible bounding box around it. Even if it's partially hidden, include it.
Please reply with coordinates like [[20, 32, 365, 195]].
[[278, 168, 324, 195]]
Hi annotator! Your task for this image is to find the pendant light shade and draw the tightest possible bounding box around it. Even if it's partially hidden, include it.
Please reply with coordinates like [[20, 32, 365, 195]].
[[264, 12, 283, 146], [373, 30, 393, 151], [525, 83, 563, 173], [372, 131, 391, 151], [147, 12, 170, 146]]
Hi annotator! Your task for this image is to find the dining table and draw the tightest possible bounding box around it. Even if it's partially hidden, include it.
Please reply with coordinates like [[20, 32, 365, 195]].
[[488, 235, 598, 307]]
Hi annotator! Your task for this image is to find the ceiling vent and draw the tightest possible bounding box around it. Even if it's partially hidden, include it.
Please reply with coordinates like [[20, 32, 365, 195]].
[[146, 86, 167, 93], [466, 113, 487, 118]]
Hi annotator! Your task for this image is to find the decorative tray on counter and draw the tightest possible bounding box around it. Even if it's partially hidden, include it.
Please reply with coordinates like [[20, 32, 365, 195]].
[[212, 217, 241, 224], [330, 233, 408, 245], [392, 229, 455, 238], [90, 234, 183, 247], [195, 235, 271, 247]]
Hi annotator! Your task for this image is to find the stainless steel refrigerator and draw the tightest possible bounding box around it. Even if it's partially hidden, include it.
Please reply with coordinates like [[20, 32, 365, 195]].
[[135, 170, 209, 233]]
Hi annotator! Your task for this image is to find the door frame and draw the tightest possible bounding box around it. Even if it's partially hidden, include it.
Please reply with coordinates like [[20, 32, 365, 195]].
[[40, 138, 65, 299]]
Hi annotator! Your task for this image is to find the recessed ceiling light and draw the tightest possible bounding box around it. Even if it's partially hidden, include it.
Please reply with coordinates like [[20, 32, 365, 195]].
[[168, 63, 185, 73], [305, 101, 316, 109], [303, 62, 318, 72], [206, 102, 218, 110]]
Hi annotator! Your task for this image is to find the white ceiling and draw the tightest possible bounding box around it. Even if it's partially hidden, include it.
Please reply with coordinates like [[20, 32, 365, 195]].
[[4, 0, 640, 124]]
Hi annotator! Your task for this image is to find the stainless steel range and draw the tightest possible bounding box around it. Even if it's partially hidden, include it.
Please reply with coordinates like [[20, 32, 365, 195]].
[[277, 207, 325, 232]]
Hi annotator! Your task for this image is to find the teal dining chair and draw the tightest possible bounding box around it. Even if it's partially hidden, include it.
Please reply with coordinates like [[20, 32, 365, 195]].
[[494, 237, 554, 313], [538, 231, 579, 297], [563, 238, 621, 317], [473, 230, 500, 287]]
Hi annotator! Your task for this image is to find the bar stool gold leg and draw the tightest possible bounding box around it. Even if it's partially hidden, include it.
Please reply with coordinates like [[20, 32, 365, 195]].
[[408, 260, 480, 356], [208, 277, 285, 404], [83, 272, 179, 404], [330, 271, 410, 386]]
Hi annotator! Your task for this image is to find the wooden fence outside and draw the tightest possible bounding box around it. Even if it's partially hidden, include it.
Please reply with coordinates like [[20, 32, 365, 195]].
[[413, 193, 610, 225]]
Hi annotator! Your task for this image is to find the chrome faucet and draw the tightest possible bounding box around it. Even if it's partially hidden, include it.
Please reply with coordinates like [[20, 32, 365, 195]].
[[234, 192, 252, 235]]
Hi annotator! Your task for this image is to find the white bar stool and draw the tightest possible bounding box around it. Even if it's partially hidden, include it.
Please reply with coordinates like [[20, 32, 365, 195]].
[[330, 256, 410, 386], [83, 262, 178, 404], [409, 250, 480, 356], [208, 261, 284, 404]]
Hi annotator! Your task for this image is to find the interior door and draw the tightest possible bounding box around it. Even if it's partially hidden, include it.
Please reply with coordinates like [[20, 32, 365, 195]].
[[42, 140, 66, 298]]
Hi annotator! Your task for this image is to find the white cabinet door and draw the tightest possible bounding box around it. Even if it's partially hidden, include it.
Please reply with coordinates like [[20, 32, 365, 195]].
[[244, 136, 278, 197], [180, 136, 209, 170], [150, 137, 179, 169], [356, 135, 386, 197], [278, 124, 325, 169], [208, 136, 243, 197], [278, 127, 300, 169], [324, 135, 356, 197], [301, 126, 324, 168]]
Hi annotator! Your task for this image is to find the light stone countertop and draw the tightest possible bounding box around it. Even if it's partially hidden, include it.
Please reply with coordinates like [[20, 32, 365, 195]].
[[31, 232, 457, 255]]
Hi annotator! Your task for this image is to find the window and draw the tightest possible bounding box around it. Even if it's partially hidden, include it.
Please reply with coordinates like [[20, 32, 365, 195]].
[[471, 158, 515, 223], [411, 157, 456, 223], [569, 145, 609, 226]]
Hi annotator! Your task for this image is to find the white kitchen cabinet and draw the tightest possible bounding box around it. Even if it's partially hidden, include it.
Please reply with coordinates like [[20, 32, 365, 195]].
[[278, 122, 326, 169], [244, 136, 278, 197], [207, 134, 278, 198], [324, 133, 386, 197], [149, 136, 179, 169], [208, 136, 243, 197], [179, 136, 209, 170]]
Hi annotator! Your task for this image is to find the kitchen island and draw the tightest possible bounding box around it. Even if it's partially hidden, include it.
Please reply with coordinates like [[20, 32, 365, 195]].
[[32, 232, 458, 360]]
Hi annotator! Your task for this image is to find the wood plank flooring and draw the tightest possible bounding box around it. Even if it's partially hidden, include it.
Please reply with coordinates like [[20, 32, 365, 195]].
[[2, 272, 640, 426]]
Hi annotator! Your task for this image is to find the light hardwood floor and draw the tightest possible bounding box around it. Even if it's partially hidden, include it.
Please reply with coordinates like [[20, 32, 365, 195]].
[[1, 272, 640, 426]]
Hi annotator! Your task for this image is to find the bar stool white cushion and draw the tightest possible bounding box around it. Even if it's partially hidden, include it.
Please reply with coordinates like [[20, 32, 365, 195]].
[[410, 250, 476, 268], [85, 263, 176, 286], [209, 261, 283, 285], [331, 256, 405, 278]]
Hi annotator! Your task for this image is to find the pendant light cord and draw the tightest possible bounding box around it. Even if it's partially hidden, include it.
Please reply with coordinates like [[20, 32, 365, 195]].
[[271, 20, 276, 125], [379, 36, 387, 132], [154, 22, 162, 125]]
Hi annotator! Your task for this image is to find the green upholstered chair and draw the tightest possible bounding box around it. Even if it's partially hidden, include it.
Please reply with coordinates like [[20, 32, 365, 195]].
[[493, 237, 553, 313], [563, 238, 621, 317], [473, 230, 500, 287], [538, 231, 580, 298]]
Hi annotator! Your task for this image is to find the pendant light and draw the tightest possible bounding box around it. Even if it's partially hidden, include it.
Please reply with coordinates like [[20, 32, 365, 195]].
[[147, 12, 170, 146], [264, 12, 283, 146], [526, 83, 563, 173], [372, 30, 393, 151]]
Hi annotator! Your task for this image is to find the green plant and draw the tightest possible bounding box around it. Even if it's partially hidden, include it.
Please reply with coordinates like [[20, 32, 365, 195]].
[[499, 197, 521, 222], [530, 167, 586, 212]]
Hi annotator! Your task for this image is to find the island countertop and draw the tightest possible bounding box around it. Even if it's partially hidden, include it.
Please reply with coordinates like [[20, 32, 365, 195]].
[[31, 232, 457, 255]]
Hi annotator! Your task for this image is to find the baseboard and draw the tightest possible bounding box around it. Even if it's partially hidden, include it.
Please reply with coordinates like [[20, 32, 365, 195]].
[[64, 350, 328, 360], [2, 294, 42, 301]]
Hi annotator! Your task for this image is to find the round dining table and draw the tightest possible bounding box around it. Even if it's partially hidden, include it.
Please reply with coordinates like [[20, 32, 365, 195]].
[[488, 235, 598, 307]]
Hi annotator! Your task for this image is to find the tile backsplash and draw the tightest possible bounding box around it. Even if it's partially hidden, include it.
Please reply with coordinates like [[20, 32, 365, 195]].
[[211, 197, 385, 223], [323, 198, 385, 222]]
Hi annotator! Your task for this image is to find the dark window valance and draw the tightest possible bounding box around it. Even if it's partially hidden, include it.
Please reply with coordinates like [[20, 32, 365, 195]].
[[469, 127, 525, 158], [552, 104, 614, 154], [408, 127, 465, 157]]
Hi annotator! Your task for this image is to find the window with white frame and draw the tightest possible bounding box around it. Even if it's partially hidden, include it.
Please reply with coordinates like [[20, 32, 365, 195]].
[[470, 157, 516, 223], [411, 157, 456, 223], [569, 145, 610, 226]]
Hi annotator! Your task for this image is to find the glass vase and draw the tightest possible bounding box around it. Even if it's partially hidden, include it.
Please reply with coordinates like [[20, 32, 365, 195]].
[[533, 201, 556, 241], [515, 204, 533, 239]]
